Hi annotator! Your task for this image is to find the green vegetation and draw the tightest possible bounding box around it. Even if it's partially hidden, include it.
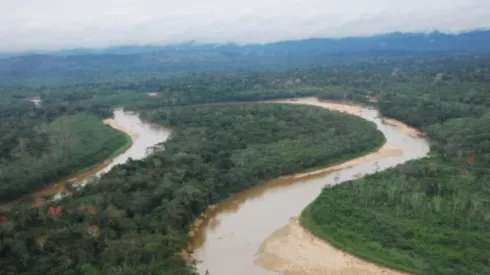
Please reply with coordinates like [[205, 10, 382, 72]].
[[300, 54, 490, 274], [0, 103, 383, 275], [302, 157, 490, 274], [0, 107, 129, 202]]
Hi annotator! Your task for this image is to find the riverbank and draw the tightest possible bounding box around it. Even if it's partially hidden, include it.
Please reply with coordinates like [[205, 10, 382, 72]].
[[381, 118, 424, 138], [251, 142, 407, 274], [285, 143, 402, 181], [23, 117, 136, 201], [191, 97, 429, 275], [0, 114, 135, 210], [189, 141, 402, 264], [268, 97, 364, 116], [255, 217, 407, 275], [188, 141, 394, 246]]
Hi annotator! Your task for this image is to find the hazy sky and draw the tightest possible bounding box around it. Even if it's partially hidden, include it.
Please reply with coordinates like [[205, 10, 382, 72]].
[[1, 0, 490, 52]]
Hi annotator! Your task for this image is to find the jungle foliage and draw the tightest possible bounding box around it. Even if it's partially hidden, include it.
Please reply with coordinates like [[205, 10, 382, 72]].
[[301, 54, 490, 274], [0, 103, 383, 275], [0, 112, 128, 202]]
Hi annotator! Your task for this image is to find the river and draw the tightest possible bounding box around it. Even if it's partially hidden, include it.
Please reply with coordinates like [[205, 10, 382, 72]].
[[32, 108, 171, 199], [191, 98, 430, 275]]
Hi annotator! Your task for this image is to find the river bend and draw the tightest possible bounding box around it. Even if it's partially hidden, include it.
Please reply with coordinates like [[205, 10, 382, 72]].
[[191, 97, 430, 275]]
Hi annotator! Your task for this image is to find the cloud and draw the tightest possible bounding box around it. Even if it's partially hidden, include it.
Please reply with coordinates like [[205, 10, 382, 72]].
[[1, 0, 489, 52]]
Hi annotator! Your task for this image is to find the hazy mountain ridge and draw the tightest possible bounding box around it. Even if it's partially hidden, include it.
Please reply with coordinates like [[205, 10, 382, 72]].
[[4, 30, 490, 57], [1, 30, 489, 83]]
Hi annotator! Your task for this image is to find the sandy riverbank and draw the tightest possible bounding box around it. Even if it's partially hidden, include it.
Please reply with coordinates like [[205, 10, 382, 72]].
[[255, 218, 408, 275]]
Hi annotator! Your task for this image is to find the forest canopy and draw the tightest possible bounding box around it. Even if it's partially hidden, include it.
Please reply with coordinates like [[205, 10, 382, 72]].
[[299, 53, 490, 275], [0, 103, 384, 275], [0, 113, 129, 202]]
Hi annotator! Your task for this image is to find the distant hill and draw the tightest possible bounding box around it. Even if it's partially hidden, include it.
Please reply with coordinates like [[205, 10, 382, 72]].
[[5, 30, 489, 57], [1, 30, 489, 84]]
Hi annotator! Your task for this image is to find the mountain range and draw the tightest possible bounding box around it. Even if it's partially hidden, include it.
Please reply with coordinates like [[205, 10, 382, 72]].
[[1, 30, 489, 83]]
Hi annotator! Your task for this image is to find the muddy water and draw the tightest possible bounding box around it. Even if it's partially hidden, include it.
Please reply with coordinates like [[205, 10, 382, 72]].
[[33, 108, 171, 199], [95, 109, 171, 177], [191, 98, 430, 275]]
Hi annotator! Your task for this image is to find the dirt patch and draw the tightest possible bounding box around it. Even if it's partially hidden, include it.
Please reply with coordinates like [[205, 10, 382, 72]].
[[255, 217, 408, 275]]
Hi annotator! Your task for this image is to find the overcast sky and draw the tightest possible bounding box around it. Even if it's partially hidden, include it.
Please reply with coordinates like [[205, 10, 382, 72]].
[[1, 0, 490, 52]]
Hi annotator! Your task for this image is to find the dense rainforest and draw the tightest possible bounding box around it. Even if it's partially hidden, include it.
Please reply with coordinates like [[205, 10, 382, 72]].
[[0, 103, 383, 275], [0, 48, 489, 275], [0, 94, 128, 202], [299, 58, 490, 273]]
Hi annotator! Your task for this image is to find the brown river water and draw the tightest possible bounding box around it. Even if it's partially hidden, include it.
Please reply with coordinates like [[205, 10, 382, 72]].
[[190, 98, 430, 275]]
